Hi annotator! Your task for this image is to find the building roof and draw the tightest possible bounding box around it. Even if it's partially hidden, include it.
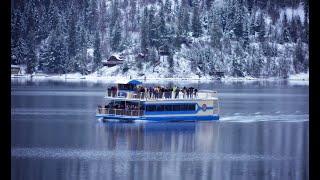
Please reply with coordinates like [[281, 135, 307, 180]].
[[11, 65, 21, 69]]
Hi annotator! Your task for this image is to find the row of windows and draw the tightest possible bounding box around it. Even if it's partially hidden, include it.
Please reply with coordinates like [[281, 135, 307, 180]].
[[146, 104, 196, 112]]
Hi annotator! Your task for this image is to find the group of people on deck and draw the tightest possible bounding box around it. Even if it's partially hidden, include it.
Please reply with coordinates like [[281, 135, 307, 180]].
[[107, 85, 199, 99], [136, 86, 198, 99]]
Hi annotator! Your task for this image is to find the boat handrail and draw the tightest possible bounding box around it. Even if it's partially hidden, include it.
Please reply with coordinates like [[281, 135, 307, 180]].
[[97, 108, 144, 116]]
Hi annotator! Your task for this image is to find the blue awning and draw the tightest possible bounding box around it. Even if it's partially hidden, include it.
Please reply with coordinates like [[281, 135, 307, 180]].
[[128, 79, 142, 85], [115, 79, 143, 85]]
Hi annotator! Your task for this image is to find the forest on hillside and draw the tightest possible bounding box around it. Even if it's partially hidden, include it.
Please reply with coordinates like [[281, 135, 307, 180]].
[[11, 0, 309, 78]]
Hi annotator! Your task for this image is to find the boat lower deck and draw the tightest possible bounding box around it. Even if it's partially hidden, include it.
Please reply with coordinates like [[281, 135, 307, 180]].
[[96, 113, 219, 122]]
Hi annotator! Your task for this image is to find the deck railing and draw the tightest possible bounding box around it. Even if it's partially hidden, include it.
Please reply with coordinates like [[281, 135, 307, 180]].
[[105, 89, 218, 101], [97, 108, 144, 116]]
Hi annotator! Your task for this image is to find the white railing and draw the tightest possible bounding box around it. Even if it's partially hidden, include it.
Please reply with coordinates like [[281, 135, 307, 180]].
[[97, 108, 144, 116], [197, 90, 218, 99]]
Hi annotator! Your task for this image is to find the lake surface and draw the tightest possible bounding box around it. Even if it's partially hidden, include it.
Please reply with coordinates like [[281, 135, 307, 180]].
[[11, 80, 309, 180]]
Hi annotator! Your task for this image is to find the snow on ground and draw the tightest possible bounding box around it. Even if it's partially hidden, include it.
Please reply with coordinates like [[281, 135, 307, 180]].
[[12, 70, 309, 86], [12, 62, 309, 85], [87, 48, 94, 57], [287, 71, 309, 86], [288, 71, 309, 81]]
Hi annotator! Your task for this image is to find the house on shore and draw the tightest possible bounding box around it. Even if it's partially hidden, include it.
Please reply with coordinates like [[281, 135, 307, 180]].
[[11, 65, 21, 75], [102, 54, 125, 67]]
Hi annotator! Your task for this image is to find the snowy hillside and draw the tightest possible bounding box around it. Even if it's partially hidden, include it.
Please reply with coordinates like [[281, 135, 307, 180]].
[[11, 0, 309, 79]]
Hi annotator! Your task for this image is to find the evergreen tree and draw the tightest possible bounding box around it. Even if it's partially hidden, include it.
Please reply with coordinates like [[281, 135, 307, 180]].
[[206, 0, 214, 10], [234, 0, 244, 39], [25, 37, 37, 74], [47, 1, 59, 32], [36, 4, 48, 42], [176, 5, 184, 37], [111, 20, 122, 51], [167, 52, 174, 75], [243, 18, 250, 48], [148, 47, 159, 64], [293, 38, 307, 73], [159, 5, 167, 40], [225, 0, 236, 33], [99, 0, 107, 34], [110, 0, 120, 29], [129, 0, 137, 31], [209, 5, 222, 50], [182, 7, 190, 36], [93, 32, 102, 70], [258, 13, 266, 42], [282, 14, 290, 43], [140, 7, 149, 51], [88, 0, 98, 33], [68, 9, 77, 60], [148, 6, 159, 47], [192, 0, 202, 37], [164, 0, 172, 22]]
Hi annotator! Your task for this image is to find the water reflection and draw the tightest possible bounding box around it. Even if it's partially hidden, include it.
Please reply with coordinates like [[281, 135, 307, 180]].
[[12, 120, 308, 180], [59, 121, 307, 180]]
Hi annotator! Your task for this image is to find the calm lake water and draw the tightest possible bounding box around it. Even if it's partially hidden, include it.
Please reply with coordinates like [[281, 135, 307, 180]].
[[11, 80, 309, 180]]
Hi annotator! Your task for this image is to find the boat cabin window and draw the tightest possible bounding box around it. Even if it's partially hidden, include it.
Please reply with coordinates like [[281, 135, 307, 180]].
[[146, 104, 196, 112], [146, 105, 156, 111], [156, 105, 165, 111]]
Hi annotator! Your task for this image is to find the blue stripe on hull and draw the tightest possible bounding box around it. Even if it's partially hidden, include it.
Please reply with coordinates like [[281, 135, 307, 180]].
[[143, 115, 219, 121], [96, 114, 219, 122]]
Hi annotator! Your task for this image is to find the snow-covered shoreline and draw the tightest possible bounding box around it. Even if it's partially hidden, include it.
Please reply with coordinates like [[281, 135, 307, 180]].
[[11, 72, 309, 86]]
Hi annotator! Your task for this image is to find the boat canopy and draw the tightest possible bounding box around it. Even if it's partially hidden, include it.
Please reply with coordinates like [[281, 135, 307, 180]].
[[115, 79, 142, 85]]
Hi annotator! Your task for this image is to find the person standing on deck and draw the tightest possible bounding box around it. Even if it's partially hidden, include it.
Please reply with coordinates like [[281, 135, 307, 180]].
[[172, 86, 177, 99], [186, 88, 190, 98], [169, 87, 173, 99], [189, 87, 194, 98], [175, 87, 180, 99], [145, 86, 149, 99], [149, 87, 153, 99], [182, 87, 187, 99], [154, 87, 158, 99], [160, 87, 164, 99], [194, 88, 198, 98]]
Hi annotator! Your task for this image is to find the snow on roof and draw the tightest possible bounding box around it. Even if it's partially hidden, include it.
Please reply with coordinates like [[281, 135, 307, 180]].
[[11, 65, 21, 68], [110, 54, 124, 61], [87, 48, 94, 57]]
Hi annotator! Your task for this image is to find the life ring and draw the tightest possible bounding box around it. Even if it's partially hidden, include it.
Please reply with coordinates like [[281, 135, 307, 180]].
[[202, 104, 207, 111]]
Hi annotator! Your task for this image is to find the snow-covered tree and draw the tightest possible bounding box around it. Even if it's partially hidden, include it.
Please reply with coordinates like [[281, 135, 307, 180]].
[[111, 19, 122, 51], [93, 32, 102, 70], [192, 0, 202, 38], [140, 7, 149, 51]]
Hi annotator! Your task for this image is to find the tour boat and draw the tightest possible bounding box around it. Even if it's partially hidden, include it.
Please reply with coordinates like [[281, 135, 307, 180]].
[[96, 79, 219, 122]]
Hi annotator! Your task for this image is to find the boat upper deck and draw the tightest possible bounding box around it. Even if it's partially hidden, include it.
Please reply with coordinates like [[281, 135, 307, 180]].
[[104, 90, 218, 102]]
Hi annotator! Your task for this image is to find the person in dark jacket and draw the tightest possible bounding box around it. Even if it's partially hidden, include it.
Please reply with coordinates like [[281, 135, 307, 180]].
[[175, 87, 180, 99], [186, 88, 190, 98], [189, 87, 194, 98], [182, 87, 187, 98], [194, 88, 198, 98]]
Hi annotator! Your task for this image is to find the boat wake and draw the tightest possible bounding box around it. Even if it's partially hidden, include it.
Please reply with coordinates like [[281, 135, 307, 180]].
[[220, 114, 309, 123]]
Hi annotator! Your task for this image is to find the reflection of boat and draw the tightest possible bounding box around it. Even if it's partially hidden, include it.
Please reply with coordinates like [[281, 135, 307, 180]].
[[96, 79, 219, 122]]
